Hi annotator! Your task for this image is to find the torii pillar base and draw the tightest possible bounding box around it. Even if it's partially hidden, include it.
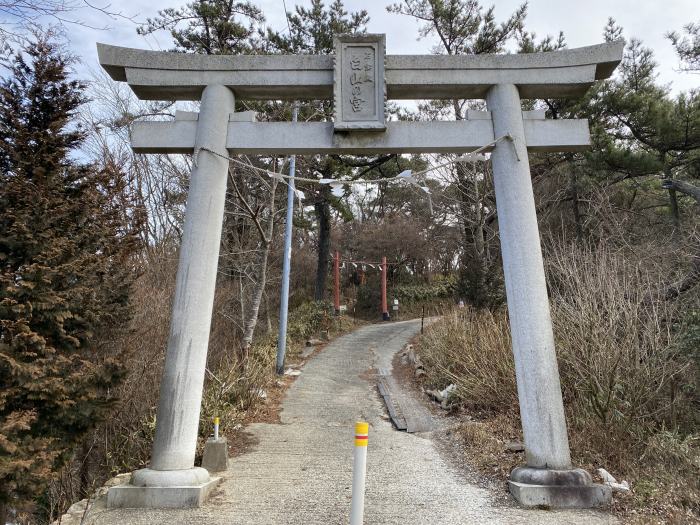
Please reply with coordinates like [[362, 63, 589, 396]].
[[107, 468, 221, 508], [508, 467, 611, 508]]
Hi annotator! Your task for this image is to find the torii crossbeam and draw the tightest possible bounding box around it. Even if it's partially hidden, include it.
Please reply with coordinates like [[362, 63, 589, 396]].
[[98, 36, 623, 510]]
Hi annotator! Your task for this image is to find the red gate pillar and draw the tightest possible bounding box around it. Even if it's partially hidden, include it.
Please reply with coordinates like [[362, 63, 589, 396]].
[[334, 251, 341, 315], [381, 256, 389, 321]]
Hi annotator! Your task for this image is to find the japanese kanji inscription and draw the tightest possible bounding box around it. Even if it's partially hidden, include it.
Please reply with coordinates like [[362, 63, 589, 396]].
[[333, 34, 386, 131]]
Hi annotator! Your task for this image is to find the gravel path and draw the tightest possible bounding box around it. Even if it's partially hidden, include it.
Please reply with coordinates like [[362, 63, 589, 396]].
[[85, 319, 616, 524]]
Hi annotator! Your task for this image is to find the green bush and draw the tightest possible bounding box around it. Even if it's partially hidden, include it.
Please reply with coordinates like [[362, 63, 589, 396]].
[[391, 277, 457, 304], [286, 300, 336, 341], [355, 275, 457, 316]]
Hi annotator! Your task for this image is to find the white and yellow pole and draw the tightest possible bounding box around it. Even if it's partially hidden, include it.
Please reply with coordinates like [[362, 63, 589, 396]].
[[350, 421, 369, 525], [213, 417, 220, 440]]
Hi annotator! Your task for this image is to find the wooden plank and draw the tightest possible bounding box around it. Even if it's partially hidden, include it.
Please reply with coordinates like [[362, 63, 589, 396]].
[[377, 377, 407, 431]]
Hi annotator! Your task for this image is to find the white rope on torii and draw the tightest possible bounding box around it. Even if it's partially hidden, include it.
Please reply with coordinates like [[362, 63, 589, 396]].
[[97, 35, 623, 510], [194, 133, 511, 199]]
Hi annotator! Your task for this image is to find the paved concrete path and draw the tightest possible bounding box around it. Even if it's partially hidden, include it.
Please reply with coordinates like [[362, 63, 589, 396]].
[[85, 319, 616, 524]]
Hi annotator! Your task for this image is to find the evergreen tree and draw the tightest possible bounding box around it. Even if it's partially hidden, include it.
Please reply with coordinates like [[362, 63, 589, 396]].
[[264, 0, 369, 54], [137, 0, 265, 54], [0, 35, 140, 520], [388, 0, 528, 306], [589, 26, 700, 230], [387, 0, 526, 55], [264, 0, 371, 301], [667, 21, 700, 72]]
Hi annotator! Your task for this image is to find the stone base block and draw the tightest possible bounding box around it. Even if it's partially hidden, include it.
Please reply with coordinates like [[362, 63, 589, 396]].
[[202, 437, 229, 473], [509, 481, 612, 509], [509, 466, 612, 508], [107, 477, 221, 508]]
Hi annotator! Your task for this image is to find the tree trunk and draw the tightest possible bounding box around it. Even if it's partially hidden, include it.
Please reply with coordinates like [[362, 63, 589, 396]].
[[662, 179, 700, 203], [668, 187, 681, 230], [662, 160, 681, 230], [665, 253, 700, 300], [239, 177, 278, 358], [455, 160, 488, 304], [78, 440, 93, 499], [471, 165, 487, 283], [568, 170, 584, 241], [239, 275, 246, 332], [314, 198, 331, 301], [660, 178, 700, 300], [452, 99, 491, 304], [241, 240, 270, 352], [0, 501, 7, 525], [264, 291, 272, 334]]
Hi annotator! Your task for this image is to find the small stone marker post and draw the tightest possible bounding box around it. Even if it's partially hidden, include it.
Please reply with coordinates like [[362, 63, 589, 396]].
[[202, 417, 229, 474]]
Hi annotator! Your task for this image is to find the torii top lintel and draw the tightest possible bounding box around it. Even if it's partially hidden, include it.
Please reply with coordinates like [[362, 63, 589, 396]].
[[97, 39, 623, 102]]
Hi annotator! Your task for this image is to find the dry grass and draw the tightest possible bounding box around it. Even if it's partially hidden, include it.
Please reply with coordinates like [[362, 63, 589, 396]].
[[455, 415, 524, 480], [419, 241, 699, 521], [41, 251, 358, 524], [419, 307, 516, 413]]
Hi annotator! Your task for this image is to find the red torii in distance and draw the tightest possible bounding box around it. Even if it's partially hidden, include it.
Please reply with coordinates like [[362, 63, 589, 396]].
[[333, 252, 400, 320]]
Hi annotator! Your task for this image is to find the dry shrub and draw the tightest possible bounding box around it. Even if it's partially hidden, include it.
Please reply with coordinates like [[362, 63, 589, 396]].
[[199, 339, 277, 449], [419, 240, 699, 517], [547, 242, 699, 515], [43, 249, 279, 522], [550, 243, 677, 418], [420, 307, 517, 413]]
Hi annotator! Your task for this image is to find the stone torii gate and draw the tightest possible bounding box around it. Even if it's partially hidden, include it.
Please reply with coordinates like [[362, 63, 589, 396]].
[[98, 35, 623, 509]]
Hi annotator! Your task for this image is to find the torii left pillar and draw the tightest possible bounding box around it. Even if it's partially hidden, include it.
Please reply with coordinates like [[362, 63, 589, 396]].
[[108, 84, 233, 508]]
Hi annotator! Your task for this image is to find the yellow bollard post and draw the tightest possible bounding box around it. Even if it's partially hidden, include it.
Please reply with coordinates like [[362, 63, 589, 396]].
[[213, 417, 220, 440], [350, 421, 369, 525]]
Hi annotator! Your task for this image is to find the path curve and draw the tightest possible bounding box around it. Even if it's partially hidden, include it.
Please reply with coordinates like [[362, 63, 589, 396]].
[[86, 319, 616, 524]]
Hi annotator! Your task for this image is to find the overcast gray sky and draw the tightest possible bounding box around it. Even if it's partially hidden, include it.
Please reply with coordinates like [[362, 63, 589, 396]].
[[35, 0, 700, 93]]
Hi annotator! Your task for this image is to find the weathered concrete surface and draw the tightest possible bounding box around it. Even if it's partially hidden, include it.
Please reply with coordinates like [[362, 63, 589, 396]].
[[130, 119, 592, 155], [96, 41, 623, 100], [149, 84, 235, 473], [108, 84, 236, 509], [202, 438, 229, 473], [487, 84, 572, 471], [106, 476, 221, 509], [83, 320, 616, 524], [509, 481, 613, 509], [333, 34, 386, 131]]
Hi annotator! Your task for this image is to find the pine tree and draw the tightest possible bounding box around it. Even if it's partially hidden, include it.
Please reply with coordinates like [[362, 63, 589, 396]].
[[137, 0, 265, 54], [387, 0, 528, 306], [589, 29, 700, 229], [0, 35, 140, 520], [667, 21, 700, 72], [264, 0, 370, 301], [264, 0, 369, 54]]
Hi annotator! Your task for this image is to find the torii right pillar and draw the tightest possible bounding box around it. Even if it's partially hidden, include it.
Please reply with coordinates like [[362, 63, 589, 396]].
[[487, 84, 610, 507]]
